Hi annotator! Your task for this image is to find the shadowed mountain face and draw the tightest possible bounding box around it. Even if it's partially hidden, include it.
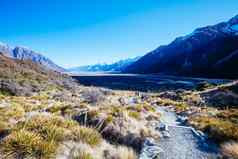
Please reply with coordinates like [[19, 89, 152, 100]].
[[124, 15, 238, 78], [0, 42, 64, 72]]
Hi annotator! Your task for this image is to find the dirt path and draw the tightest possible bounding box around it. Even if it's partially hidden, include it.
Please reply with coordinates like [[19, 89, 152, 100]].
[[156, 107, 220, 159]]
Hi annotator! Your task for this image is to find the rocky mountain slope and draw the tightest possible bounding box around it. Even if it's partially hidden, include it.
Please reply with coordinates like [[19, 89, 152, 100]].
[[0, 53, 73, 96], [124, 15, 238, 78], [0, 42, 64, 72], [69, 56, 140, 73]]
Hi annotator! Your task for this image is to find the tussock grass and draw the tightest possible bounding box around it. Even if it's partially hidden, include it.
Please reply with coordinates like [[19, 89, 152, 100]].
[[127, 103, 156, 113], [110, 106, 124, 117], [105, 114, 113, 124], [189, 116, 238, 143], [115, 146, 138, 159], [128, 111, 141, 120], [70, 146, 94, 159], [221, 142, 238, 158], [1, 129, 56, 159], [1, 114, 103, 158], [73, 151, 93, 159], [0, 103, 25, 121], [70, 126, 102, 146], [0, 120, 9, 134], [16, 115, 78, 141], [156, 98, 189, 112]]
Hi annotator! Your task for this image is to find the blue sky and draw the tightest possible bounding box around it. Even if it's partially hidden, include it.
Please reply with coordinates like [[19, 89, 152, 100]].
[[0, 0, 238, 68]]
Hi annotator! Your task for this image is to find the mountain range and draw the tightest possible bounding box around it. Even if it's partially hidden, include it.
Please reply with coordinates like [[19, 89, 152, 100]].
[[68, 56, 140, 73], [124, 15, 238, 78], [1, 15, 238, 79], [0, 42, 64, 72]]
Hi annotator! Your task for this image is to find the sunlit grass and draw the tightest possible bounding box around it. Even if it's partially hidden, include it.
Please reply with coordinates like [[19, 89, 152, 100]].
[[189, 116, 238, 143], [221, 142, 238, 158], [1, 129, 56, 159], [70, 126, 102, 146], [128, 111, 141, 120]]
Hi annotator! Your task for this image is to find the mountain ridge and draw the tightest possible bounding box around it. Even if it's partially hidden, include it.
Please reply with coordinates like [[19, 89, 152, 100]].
[[0, 42, 65, 72], [124, 15, 238, 78], [68, 56, 140, 73]]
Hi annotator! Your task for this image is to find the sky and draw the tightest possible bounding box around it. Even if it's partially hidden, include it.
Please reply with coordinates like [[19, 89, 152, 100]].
[[0, 0, 238, 68]]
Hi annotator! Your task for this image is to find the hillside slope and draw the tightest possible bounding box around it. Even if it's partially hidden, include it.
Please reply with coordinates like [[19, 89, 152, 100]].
[[124, 15, 238, 78], [0, 53, 73, 96]]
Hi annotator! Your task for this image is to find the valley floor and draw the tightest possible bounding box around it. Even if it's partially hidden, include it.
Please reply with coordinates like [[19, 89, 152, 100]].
[[1, 69, 238, 159]]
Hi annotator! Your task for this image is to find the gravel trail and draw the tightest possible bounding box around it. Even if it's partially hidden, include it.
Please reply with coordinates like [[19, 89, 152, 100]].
[[156, 107, 220, 159]]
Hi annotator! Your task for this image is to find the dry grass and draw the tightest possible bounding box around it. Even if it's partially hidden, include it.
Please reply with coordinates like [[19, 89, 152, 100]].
[[1, 129, 56, 159], [114, 146, 138, 159], [0, 103, 25, 121], [189, 116, 238, 143], [73, 151, 93, 159], [70, 126, 102, 146], [81, 88, 105, 105], [69, 144, 94, 159], [221, 142, 238, 158], [128, 111, 141, 120], [0, 120, 8, 134], [126, 103, 156, 113]]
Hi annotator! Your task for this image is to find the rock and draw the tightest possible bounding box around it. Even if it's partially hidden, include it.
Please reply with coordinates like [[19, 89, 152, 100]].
[[140, 138, 163, 159], [177, 115, 188, 123], [118, 97, 138, 106], [162, 131, 171, 138], [156, 123, 168, 131]]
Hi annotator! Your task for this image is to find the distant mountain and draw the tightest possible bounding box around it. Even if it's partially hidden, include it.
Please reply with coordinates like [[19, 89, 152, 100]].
[[69, 56, 140, 73], [124, 15, 238, 78], [0, 42, 65, 72]]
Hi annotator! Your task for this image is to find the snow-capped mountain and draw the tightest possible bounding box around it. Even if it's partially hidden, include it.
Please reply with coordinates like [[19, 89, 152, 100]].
[[68, 56, 141, 73], [124, 15, 238, 78], [0, 42, 64, 72]]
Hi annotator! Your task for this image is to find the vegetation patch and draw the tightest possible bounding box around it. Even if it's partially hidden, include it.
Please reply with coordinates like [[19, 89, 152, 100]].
[[189, 116, 238, 143], [128, 111, 141, 120], [70, 126, 102, 146], [221, 142, 238, 159], [1, 129, 57, 159]]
